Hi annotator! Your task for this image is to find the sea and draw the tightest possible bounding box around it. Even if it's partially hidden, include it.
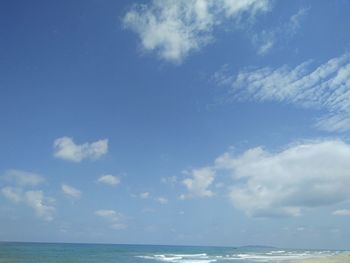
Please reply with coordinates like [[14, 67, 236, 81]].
[[0, 242, 344, 263]]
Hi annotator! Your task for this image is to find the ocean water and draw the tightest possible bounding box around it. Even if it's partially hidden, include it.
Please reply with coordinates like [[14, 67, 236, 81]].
[[0, 242, 343, 263]]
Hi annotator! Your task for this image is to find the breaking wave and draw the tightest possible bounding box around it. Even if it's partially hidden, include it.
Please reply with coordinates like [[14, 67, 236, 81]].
[[136, 249, 341, 263]]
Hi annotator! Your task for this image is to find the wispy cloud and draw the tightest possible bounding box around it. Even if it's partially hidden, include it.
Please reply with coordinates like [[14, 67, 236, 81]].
[[1, 187, 55, 221], [252, 30, 275, 56], [215, 52, 350, 132], [95, 209, 118, 218], [97, 174, 120, 186], [155, 197, 168, 204], [140, 192, 150, 199], [332, 209, 350, 216], [161, 176, 177, 185], [251, 7, 308, 55], [3, 169, 45, 187], [1, 187, 22, 203], [24, 190, 55, 221], [1, 170, 55, 221], [288, 7, 309, 35], [53, 137, 108, 162], [95, 209, 127, 230], [195, 140, 350, 217], [61, 184, 81, 199], [123, 0, 271, 63], [180, 167, 215, 199]]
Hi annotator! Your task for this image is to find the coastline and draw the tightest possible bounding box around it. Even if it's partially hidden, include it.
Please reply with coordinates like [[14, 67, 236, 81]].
[[290, 253, 350, 263]]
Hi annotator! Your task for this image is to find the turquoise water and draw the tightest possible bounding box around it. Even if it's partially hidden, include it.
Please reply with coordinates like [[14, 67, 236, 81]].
[[0, 242, 343, 263]]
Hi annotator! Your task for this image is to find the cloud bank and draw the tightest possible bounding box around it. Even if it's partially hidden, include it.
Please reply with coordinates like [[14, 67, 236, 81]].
[[123, 0, 271, 63], [53, 137, 108, 162], [215, 52, 350, 132]]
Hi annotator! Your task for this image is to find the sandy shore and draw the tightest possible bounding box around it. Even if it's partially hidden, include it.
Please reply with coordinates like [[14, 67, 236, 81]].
[[290, 253, 350, 263]]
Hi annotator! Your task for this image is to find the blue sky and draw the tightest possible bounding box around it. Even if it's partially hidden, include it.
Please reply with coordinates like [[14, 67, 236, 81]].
[[1, 0, 350, 249]]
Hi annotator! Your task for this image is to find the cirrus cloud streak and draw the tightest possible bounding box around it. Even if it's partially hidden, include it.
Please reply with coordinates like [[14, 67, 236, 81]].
[[215, 52, 350, 132]]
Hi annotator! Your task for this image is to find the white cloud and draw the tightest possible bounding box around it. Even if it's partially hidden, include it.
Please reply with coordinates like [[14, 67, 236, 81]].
[[61, 184, 81, 199], [140, 192, 150, 199], [1, 187, 22, 203], [95, 209, 118, 218], [213, 140, 350, 217], [97, 174, 120, 186], [288, 7, 308, 35], [2, 187, 55, 221], [24, 191, 55, 221], [251, 7, 308, 56], [53, 137, 108, 162], [180, 167, 215, 199], [1, 170, 55, 221], [156, 197, 169, 204], [95, 209, 127, 230], [123, 0, 270, 63], [252, 30, 275, 56], [332, 209, 350, 216], [215, 52, 350, 132], [3, 169, 45, 187]]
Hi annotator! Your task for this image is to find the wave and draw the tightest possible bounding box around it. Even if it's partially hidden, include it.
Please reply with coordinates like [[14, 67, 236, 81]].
[[136, 250, 341, 263], [137, 253, 217, 263]]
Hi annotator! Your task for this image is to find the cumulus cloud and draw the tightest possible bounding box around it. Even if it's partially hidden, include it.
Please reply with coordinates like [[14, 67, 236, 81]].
[[3, 169, 45, 187], [332, 209, 350, 216], [61, 184, 81, 199], [95, 209, 127, 230], [212, 140, 350, 217], [53, 137, 108, 162], [215, 52, 350, 132], [1, 187, 55, 221], [180, 167, 215, 199], [123, 0, 270, 63], [97, 174, 120, 186]]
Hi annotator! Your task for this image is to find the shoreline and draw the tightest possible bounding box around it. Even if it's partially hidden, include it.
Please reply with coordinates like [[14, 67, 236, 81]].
[[290, 253, 350, 263]]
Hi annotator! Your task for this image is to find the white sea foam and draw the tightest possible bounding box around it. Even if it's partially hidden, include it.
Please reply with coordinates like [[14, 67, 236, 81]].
[[137, 253, 216, 263], [136, 250, 341, 263], [226, 250, 340, 262]]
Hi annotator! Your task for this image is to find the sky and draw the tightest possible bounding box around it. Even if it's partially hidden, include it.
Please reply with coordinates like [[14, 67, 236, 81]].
[[1, 0, 350, 250]]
